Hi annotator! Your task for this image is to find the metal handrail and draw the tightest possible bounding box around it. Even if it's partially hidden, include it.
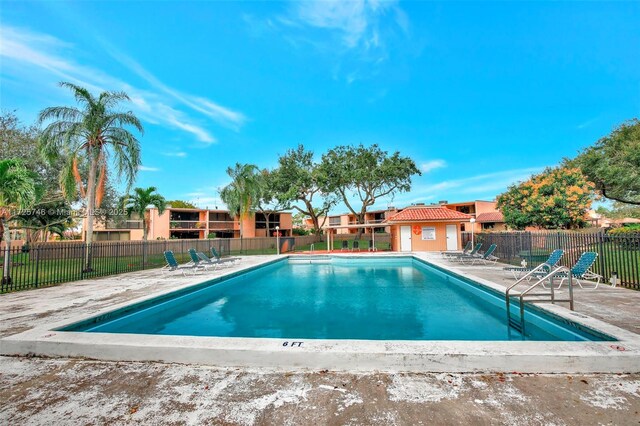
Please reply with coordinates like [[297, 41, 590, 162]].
[[506, 265, 575, 335]]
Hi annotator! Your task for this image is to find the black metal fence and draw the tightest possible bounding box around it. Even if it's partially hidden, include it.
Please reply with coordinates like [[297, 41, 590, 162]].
[[462, 231, 640, 289], [0, 235, 322, 293]]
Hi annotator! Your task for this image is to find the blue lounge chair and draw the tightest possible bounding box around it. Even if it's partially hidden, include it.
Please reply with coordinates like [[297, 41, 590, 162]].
[[503, 249, 564, 279], [441, 241, 472, 258], [449, 243, 483, 262], [188, 248, 217, 271], [464, 244, 499, 265], [352, 240, 360, 251], [546, 252, 602, 289], [211, 247, 240, 266], [368, 239, 376, 252], [162, 250, 201, 275], [341, 240, 349, 251]]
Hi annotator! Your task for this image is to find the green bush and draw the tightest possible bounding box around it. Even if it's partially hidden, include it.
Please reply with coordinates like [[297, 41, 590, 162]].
[[608, 224, 640, 235], [292, 228, 309, 236], [608, 225, 640, 249]]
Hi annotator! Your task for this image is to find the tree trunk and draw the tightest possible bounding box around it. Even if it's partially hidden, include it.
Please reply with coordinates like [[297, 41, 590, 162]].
[[83, 152, 99, 272], [265, 212, 270, 237], [1, 218, 11, 285]]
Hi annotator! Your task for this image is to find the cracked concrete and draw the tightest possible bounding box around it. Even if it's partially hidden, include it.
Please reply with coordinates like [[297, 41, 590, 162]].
[[1, 254, 639, 425]]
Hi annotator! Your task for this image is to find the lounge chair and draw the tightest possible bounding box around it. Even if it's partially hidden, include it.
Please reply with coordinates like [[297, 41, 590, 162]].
[[463, 244, 499, 265], [368, 239, 376, 252], [352, 241, 360, 251], [503, 249, 564, 279], [188, 248, 217, 271], [448, 243, 482, 262], [162, 250, 201, 276], [545, 252, 602, 289], [211, 247, 240, 265], [441, 241, 472, 258], [341, 240, 349, 251]]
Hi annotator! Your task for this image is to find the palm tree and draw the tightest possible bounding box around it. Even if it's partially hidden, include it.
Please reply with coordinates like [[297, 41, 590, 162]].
[[0, 159, 37, 284], [219, 163, 260, 239], [122, 187, 166, 265], [38, 82, 143, 272], [122, 187, 167, 241]]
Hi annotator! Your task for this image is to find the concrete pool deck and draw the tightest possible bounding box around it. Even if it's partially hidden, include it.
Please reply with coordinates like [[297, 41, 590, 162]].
[[1, 253, 639, 424], [2, 253, 639, 374]]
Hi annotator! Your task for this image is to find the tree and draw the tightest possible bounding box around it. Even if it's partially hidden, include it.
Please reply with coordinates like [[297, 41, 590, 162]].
[[255, 169, 289, 237], [219, 163, 260, 238], [272, 145, 335, 235], [595, 202, 640, 219], [166, 200, 197, 209], [38, 82, 143, 271], [0, 159, 38, 284], [1, 112, 75, 240], [122, 187, 167, 241], [318, 144, 420, 235], [497, 167, 595, 230], [571, 118, 640, 205]]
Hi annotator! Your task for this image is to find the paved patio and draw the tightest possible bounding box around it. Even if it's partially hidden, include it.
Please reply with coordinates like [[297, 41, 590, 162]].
[[1, 254, 639, 425]]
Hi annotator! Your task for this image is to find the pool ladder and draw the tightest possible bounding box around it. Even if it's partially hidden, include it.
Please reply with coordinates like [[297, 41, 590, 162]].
[[505, 264, 575, 335]]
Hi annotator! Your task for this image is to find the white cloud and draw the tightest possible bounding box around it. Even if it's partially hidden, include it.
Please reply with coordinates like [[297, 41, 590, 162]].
[[420, 160, 447, 173], [291, 0, 397, 49], [163, 151, 187, 158], [0, 26, 242, 144], [138, 165, 160, 172], [262, 0, 410, 83]]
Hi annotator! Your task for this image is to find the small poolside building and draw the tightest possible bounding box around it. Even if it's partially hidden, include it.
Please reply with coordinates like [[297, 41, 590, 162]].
[[386, 206, 473, 252]]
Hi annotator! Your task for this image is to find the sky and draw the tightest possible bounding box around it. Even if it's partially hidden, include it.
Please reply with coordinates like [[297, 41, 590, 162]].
[[1, 1, 639, 214]]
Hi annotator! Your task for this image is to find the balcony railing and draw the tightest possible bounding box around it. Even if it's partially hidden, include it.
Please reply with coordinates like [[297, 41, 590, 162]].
[[208, 221, 236, 230], [347, 219, 387, 225], [105, 220, 143, 229], [169, 221, 207, 229]]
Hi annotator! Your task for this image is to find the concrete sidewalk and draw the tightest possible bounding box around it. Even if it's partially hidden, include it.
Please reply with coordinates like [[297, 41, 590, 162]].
[[1, 254, 639, 425]]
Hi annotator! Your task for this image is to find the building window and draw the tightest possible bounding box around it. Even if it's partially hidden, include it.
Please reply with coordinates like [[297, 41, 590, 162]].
[[329, 216, 340, 226], [482, 223, 495, 230], [255, 213, 280, 230]]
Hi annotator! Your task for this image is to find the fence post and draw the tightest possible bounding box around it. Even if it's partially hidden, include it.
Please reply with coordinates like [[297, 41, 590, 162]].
[[34, 245, 40, 288], [115, 242, 120, 274]]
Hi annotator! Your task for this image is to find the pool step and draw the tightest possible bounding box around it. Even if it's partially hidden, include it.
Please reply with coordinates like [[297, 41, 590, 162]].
[[508, 316, 523, 333]]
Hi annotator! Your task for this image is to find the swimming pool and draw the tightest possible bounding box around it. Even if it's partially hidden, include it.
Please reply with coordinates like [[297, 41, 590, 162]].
[[62, 257, 610, 342]]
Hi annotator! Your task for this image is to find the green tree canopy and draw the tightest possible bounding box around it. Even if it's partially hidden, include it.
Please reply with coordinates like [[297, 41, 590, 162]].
[[571, 118, 640, 205], [497, 167, 594, 230], [219, 163, 260, 238], [254, 169, 289, 236], [122, 186, 167, 241], [318, 144, 420, 228], [0, 159, 38, 284], [38, 82, 143, 271], [1, 112, 76, 241], [166, 200, 197, 209], [271, 144, 335, 234]]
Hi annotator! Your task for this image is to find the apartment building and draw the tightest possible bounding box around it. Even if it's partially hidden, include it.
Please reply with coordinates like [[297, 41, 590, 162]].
[[91, 207, 293, 241], [440, 200, 506, 232], [305, 208, 399, 234]]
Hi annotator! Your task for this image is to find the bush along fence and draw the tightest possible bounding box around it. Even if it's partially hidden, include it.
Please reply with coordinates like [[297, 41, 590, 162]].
[[0, 235, 323, 293], [462, 231, 640, 290]]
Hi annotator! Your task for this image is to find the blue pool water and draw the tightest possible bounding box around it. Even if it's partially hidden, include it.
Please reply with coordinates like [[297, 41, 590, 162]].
[[63, 257, 611, 341]]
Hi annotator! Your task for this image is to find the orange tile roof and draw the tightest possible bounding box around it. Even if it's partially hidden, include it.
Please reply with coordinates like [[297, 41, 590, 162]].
[[476, 212, 504, 223], [386, 207, 472, 222]]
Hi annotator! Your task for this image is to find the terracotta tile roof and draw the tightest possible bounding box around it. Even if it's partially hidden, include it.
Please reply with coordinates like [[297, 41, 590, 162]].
[[386, 207, 472, 222], [476, 212, 504, 223]]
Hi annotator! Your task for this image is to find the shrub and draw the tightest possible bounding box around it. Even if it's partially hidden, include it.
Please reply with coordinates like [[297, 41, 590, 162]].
[[608, 225, 640, 249]]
